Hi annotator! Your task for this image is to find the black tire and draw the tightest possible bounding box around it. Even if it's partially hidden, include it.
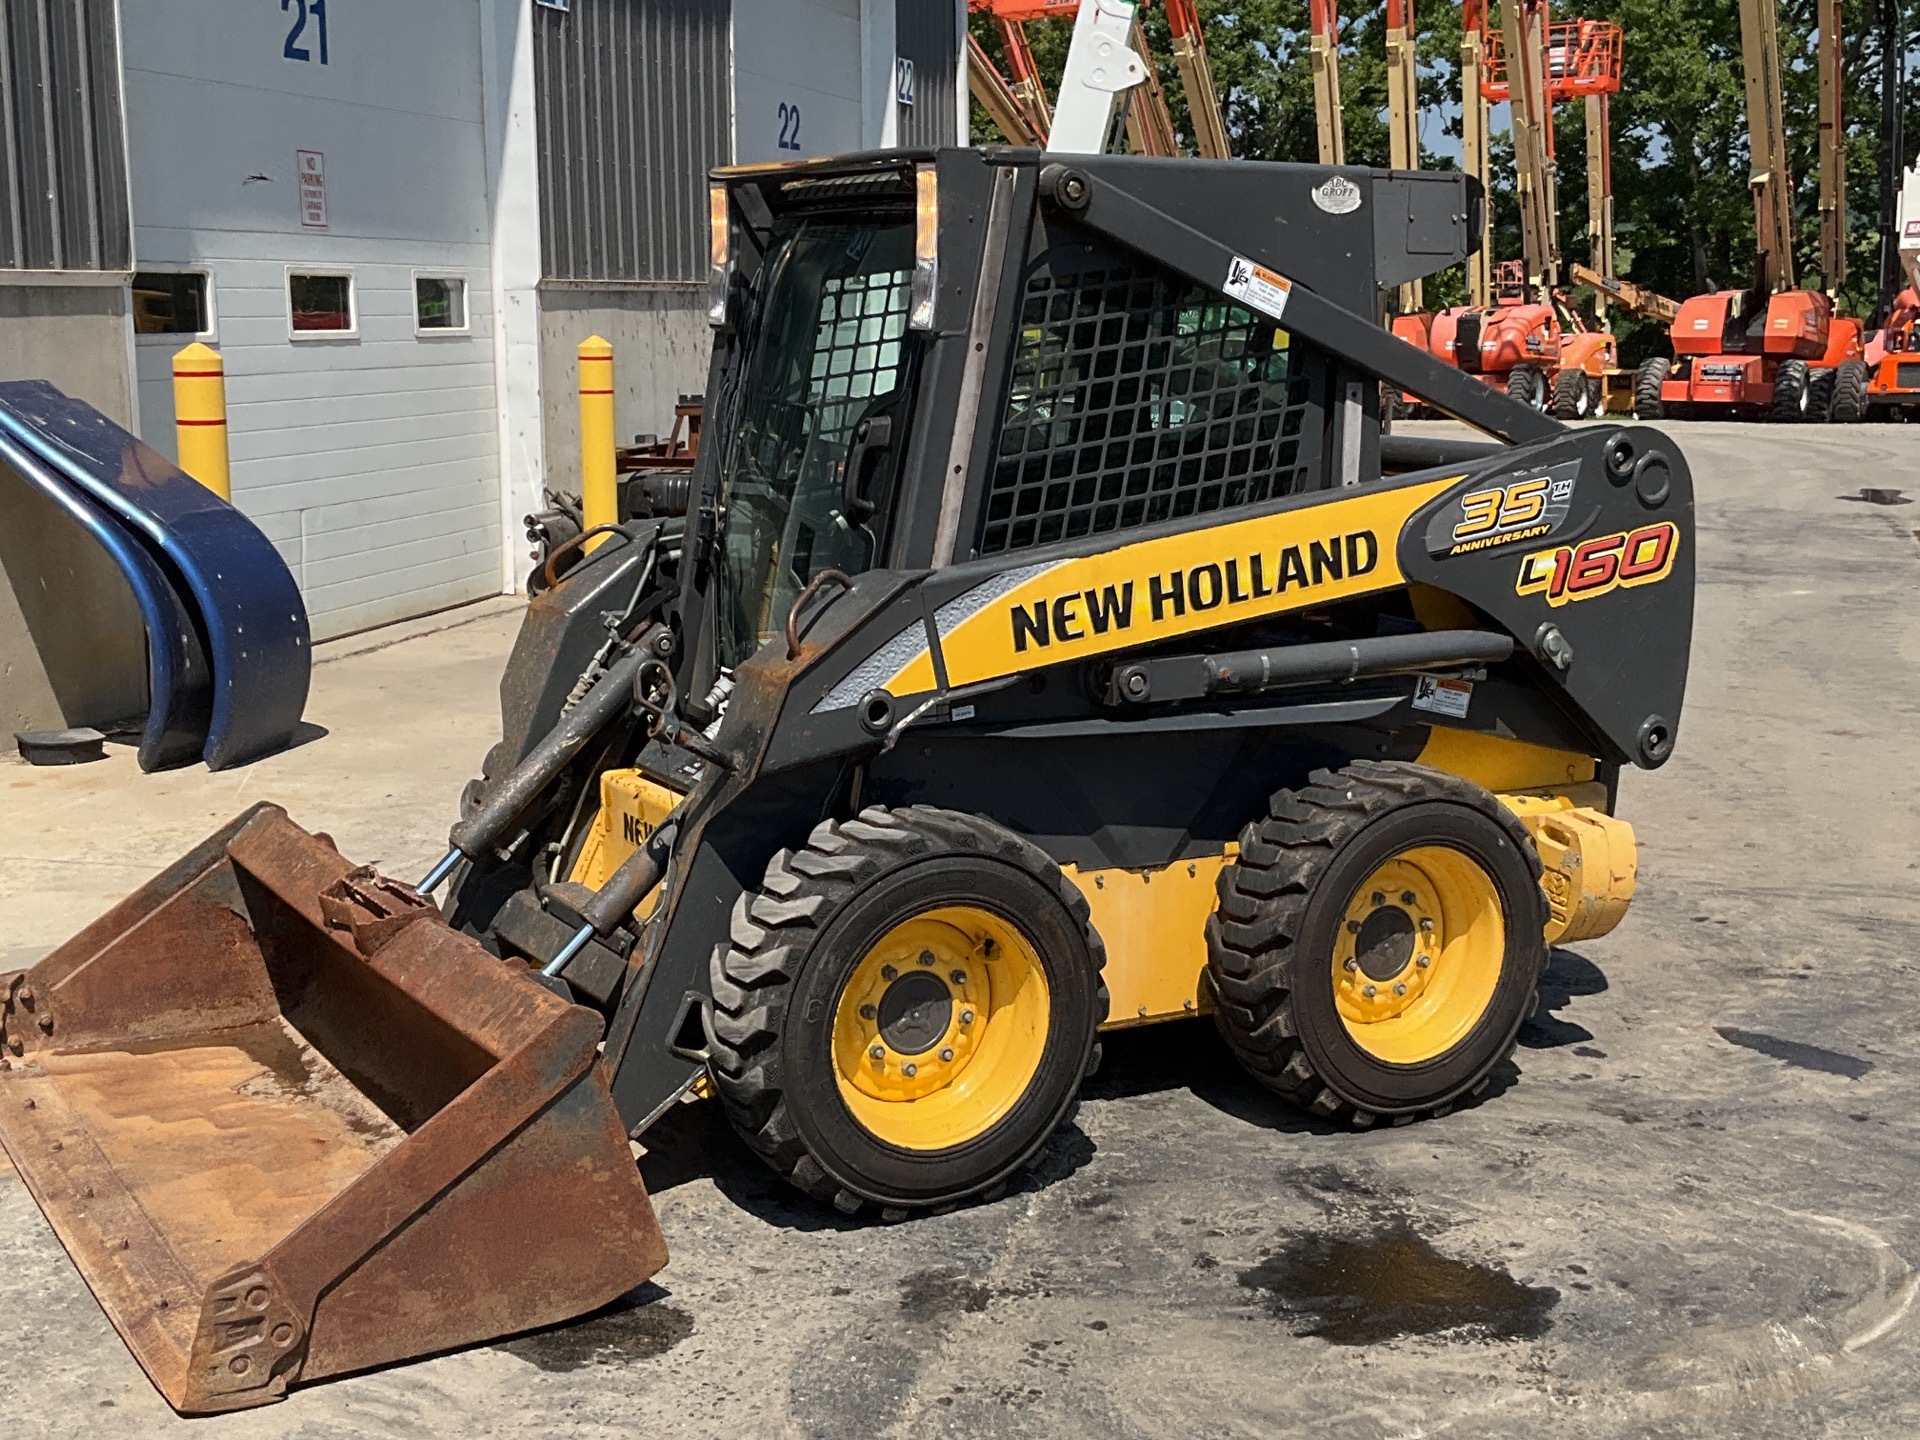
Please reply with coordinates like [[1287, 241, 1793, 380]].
[[1507, 365, 1546, 411], [1381, 385, 1404, 424], [1551, 367, 1593, 419], [1772, 358, 1812, 421], [1634, 357, 1669, 419], [1587, 373, 1605, 417], [708, 805, 1107, 1215], [1205, 761, 1547, 1126], [1829, 359, 1869, 423], [1807, 368, 1836, 422]]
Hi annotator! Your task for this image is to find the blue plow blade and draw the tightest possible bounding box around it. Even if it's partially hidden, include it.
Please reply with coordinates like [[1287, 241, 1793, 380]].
[[0, 380, 309, 770]]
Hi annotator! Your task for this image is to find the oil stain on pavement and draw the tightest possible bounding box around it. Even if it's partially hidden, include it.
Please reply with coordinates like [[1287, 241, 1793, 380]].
[[1239, 1223, 1558, 1345]]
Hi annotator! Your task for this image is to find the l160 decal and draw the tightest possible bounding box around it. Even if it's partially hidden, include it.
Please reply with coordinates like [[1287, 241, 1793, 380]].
[[1515, 522, 1678, 607]]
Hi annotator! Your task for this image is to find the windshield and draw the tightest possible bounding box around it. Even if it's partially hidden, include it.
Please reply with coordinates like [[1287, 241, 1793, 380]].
[[712, 217, 914, 670]]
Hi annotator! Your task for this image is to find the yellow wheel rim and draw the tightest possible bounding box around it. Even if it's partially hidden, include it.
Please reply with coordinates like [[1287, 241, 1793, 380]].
[[1331, 845, 1505, 1066], [831, 906, 1051, 1152]]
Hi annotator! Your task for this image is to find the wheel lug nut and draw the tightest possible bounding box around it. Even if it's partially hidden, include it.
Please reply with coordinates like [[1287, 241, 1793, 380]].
[[1371, 892, 1385, 907], [1393, 982, 1408, 996], [1419, 918, 1435, 932], [1416, 955, 1431, 968], [919, 950, 935, 967], [1343, 957, 1359, 972], [939, 1047, 954, 1062], [903, 1062, 918, 1078], [1362, 984, 1377, 998], [869, 1044, 885, 1061], [859, 1004, 877, 1020], [881, 964, 898, 981], [1346, 920, 1362, 934], [1400, 891, 1416, 905], [950, 969, 967, 985], [960, 1009, 974, 1024]]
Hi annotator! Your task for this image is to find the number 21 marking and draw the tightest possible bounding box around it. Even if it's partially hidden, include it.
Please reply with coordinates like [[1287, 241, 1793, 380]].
[[283, 0, 329, 65]]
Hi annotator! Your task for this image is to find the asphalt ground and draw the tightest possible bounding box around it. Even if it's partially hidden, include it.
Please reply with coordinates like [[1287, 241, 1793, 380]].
[[2, 419, 1919, 1437]]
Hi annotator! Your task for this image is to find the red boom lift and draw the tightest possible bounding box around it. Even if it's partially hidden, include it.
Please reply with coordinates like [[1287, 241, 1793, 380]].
[[1635, 0, 1867, 422]]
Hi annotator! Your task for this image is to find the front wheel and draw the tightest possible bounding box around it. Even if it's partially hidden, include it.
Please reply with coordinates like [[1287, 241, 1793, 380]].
[[1206, 762, 1547, 1125], [709, 806, 1107, 1215], [1829, 359, 1869, 423]]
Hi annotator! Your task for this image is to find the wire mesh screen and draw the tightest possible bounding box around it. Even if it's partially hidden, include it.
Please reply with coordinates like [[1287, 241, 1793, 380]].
[[809, 269, 911, 435], [979, 257, 1318, 556]]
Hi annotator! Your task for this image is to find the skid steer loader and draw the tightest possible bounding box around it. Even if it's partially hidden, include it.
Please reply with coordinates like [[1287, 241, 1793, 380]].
[[0, 145, 1692, 1413]]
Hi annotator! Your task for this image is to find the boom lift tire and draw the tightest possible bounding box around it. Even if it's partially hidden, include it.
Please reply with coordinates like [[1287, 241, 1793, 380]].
[[1829, 359, 1869, 424], [1204, 761, 1547, 1125], [1634, 357, 1669, 419], [709, 806, 1108, 1215], [1772, 359, 1812, 421], [1807, 368, 1836, 421], [1508, 365, 1547, 411], [1552, 368, 1594, 419]]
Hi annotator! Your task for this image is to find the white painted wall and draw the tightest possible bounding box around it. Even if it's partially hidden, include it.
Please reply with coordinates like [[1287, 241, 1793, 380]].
[[122, 0, 502, 640]]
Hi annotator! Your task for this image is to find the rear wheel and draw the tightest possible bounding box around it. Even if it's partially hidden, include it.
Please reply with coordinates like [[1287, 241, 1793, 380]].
[[1551, 368, 1593, 419], [1634, 357, 1669, 419], [1829, 359, 1869, 423], [1205, 762, 1547, 1125], [709, 806, 1106, 1215], [1587, 373, 1605, 416], [1807, 368, 1836, 421], [1772, 359, 1812, 421], [1507, 365, 1547, 411]]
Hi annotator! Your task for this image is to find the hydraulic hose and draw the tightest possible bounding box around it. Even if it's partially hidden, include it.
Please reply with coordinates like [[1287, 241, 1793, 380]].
[[418, 645, 652, 891]]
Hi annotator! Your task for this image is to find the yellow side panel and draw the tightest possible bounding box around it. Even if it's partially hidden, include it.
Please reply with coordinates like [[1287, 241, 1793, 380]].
[[1065, 850, 1235, 1029], [1416, 726, 1596, 793], [568, 770, 685, 921], [887, 477, 1458, 694]]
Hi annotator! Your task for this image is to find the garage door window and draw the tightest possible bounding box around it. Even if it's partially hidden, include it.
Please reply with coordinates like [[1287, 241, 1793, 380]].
[[132, 273, 211, 336], [414, 275, 468, 333], [289, 272, 355, 336]]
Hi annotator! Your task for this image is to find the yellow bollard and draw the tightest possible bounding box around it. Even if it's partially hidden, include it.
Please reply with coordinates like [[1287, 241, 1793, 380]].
[[172, 342, 231, 500], [577, 335, 617, 549]]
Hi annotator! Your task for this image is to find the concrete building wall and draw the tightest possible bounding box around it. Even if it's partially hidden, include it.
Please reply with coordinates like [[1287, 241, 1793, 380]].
[[537, 287, 710, 507], [0, 279, 136, 429], [0, 455, 147, 737], [119, 0, 503, 640]]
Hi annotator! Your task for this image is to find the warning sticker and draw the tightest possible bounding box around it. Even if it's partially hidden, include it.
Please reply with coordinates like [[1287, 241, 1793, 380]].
[[1223, 256, 1292, 323], [1411, 675, 1473, 719]]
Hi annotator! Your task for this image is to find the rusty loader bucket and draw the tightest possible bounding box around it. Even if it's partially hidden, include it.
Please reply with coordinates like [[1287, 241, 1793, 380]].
[[0, 804, 666, 1413]]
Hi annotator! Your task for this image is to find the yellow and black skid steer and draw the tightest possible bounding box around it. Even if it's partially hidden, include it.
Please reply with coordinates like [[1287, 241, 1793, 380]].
[[0, 145, 1691, 1412]]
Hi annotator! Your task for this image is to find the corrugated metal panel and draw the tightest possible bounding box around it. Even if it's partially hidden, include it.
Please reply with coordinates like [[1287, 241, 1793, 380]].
[[895, 0, 960, 149], [0, 0, 129, 271], [534, 0, 730, 284]]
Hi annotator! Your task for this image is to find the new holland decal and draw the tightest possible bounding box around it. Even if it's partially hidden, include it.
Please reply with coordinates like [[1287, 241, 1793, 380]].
[[1425, 461, 1578, 558], [1515, 521, 1678, 606], [877, 477, 1457, 696]]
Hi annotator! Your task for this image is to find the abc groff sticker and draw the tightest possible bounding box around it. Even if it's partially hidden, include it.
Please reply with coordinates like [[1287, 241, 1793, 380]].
[[1425, 460, 1578, 559]]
